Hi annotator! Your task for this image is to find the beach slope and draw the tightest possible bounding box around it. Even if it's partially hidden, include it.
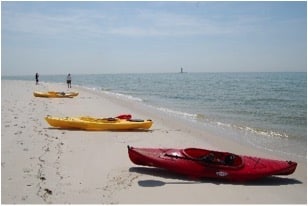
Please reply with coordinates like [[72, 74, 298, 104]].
[[1, 80, 306, 204]]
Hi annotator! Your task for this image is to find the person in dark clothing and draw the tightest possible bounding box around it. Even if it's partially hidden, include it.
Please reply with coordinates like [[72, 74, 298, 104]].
[[35, 73, 39, 85], [67, 73, 72, 88]]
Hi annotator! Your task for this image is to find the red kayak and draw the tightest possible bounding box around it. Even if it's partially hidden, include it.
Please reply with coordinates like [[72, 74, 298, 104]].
[[127, 146, 297, 181]]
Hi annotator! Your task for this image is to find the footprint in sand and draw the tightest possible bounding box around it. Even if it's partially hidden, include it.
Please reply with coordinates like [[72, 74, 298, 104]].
[[23, 168, 33, 179], [101, 169, 139, 203], [23, 168, 31, 173], [14, 131, 22, 135]]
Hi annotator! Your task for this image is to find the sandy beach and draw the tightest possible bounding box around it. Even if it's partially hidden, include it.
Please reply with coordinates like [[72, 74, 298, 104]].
[[1, 79, 306, 204]]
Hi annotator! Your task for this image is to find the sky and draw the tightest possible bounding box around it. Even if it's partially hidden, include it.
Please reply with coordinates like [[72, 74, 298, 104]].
[[1, 1, 307, 75]]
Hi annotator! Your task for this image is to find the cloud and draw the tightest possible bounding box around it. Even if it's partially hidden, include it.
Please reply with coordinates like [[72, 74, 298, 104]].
[[109, 10, 239, 37], [2, 5, 262, 39], [3, 2, 288, 41], [2, 8, 108, 39]]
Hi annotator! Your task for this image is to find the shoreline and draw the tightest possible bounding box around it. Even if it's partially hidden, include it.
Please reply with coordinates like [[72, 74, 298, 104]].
[[2, 74, 306, 160], [1, 80, 307, 204], [75, 82, 306, 162]]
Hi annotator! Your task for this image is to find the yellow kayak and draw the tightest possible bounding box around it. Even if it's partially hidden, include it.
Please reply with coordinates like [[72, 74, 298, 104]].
[[34, 91, 79, 98], [45, 116, 153, 131]]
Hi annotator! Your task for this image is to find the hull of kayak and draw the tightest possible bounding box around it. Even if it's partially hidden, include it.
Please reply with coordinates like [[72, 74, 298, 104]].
[[33, 91, 79, 98], [127, 146, 297, 181], [45, 116, 153, 131]]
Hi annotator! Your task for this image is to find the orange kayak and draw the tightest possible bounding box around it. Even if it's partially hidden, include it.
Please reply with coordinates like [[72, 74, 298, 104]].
[[45, 116, 153, 131], [33, 91, 79, 98]]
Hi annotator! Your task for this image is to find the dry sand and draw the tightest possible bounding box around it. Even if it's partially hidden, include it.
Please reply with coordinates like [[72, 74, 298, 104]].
[[1, 80, 307, 204]]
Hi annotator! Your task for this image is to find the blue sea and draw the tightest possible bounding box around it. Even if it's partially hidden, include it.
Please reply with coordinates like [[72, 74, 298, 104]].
[[3, 72, 306, 159]]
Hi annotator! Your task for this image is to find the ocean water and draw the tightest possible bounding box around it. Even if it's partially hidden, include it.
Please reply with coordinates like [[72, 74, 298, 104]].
[[3, 72, 306, 159]]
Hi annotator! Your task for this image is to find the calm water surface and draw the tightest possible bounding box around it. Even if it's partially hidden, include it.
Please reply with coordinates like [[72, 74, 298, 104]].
[[3, 72, 306, 159]]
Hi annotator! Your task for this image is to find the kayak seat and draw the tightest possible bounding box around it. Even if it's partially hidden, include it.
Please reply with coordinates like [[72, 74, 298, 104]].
[[183, 148, 244, 168], [223, 154, 244, 168], [104, 118, 117, 121], [79, 117, 118, 122], [224, 154, 235, 166], [128, 119, 145, 122], [200, 153, 242, 167], [200, 153, 216, 163]]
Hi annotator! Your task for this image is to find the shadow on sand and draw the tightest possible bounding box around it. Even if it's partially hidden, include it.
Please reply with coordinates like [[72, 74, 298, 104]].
[[45, 127, 153, 132], [129, 167, 302, 187]]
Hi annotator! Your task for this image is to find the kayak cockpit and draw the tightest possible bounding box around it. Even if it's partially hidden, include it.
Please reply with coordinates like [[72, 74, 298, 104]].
[[182, 148, 244, 169]]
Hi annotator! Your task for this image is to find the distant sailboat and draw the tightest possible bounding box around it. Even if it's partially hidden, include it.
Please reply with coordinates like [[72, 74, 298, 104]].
[[180, 67, 184, 73]]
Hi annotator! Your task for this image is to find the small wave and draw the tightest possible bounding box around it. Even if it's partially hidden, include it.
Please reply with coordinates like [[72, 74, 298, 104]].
[[156, 107, 198, 119], [76, 85, 144, 102], [215, 121, 232, 128], [196, 113, 206, 120], [100, 88, 112, 91], [83, 86, 99, 91], [103, 90, 143, 102], [226, 124, 289, 139], [203, 119, 289, 140], [153, 107, 288, 140]]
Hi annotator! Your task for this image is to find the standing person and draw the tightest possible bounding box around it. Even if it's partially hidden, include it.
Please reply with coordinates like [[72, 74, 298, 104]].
[[35, 73, 39, 85], [66, 73, 72, 88]]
